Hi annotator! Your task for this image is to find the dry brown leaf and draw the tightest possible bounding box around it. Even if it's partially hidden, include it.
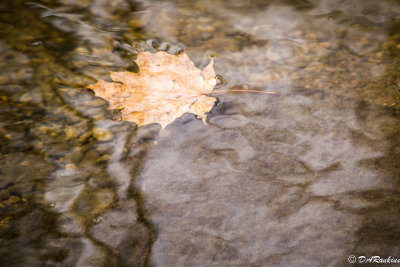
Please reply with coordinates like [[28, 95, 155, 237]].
[[87, 51, 217, 128]]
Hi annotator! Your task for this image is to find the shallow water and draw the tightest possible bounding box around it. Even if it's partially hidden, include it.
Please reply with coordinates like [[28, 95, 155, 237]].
[[1, 0, 400, 266]]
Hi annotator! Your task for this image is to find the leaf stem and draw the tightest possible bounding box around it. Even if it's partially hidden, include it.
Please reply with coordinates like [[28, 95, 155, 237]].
[[208, 89, 279, 95]]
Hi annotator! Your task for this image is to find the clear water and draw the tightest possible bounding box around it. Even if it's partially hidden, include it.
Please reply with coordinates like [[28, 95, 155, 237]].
[[1, 0, 400, 266]]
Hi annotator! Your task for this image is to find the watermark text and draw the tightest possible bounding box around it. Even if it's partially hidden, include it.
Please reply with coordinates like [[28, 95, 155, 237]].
[[348, 255, 400, 264]]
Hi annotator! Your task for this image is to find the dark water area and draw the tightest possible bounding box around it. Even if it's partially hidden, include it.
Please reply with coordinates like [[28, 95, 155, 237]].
[[1, 0, 400, 266]]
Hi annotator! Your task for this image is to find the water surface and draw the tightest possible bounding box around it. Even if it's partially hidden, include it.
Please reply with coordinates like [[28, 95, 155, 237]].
[[1, 0, 400, 266]]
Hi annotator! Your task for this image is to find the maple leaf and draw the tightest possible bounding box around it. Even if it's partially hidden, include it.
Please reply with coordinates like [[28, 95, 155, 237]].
[[87, 51, 217, 128]]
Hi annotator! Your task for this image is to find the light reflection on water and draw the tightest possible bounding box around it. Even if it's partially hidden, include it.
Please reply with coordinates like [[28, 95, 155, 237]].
[[0, 0, 400, 266]]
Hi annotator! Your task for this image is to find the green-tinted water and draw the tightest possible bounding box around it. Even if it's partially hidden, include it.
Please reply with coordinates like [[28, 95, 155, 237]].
[[1, 0, 400, 266]]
